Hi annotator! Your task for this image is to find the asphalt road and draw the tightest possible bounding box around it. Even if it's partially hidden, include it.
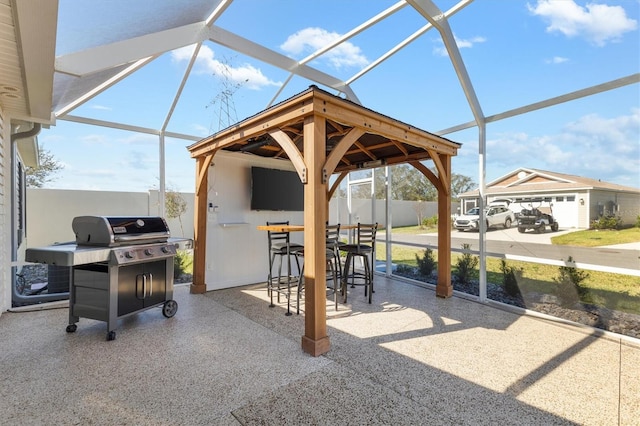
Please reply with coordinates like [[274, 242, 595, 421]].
[[387, 227, 640, 272]]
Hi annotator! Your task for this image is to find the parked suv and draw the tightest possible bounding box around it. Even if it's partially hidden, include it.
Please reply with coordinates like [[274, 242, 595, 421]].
[[454, 206, 515, 231]]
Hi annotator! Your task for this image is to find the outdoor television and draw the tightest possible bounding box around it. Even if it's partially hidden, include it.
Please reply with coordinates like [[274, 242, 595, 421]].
[[250, 166, 304, 211]]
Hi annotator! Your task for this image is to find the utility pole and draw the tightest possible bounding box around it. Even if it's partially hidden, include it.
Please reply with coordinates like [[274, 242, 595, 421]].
[[208, 57, 247, 132]]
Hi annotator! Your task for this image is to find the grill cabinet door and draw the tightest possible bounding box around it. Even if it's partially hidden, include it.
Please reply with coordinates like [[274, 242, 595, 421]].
[[117, 260, 167, 316], [143, 260, 167, 307]]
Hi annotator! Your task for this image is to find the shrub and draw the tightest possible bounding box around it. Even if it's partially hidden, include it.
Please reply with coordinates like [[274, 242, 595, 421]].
[[636, 215, 640, 228], [422, 215, 438, 228], [173, 250, 193, 279], [590, 215, 622, 230], [416, 248, 436, 277], [453, 244, 478, 285], [500, 259, 522, 298], [554, 256, 590, 306], [395, 263, 415, 275]]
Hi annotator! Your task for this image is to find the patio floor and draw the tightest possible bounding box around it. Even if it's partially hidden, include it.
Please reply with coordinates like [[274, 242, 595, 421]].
[[1, 276, 638, 425]]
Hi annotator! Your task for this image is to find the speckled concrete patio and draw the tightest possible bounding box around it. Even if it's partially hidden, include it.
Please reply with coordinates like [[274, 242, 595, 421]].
[[1, 277, 638, 425]]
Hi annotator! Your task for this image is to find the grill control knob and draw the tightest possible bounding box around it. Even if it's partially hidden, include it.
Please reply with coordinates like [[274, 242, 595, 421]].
[[125, 251, 134, 259], [161, 246, 170, 254], [144, 249, 153, 256]]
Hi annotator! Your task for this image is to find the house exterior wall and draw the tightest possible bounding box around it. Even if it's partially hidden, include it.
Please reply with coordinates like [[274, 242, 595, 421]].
[[589, 189, 640, 227], [0, 107, 7, 313], [477, 191, 587, 229], [464, 186, 640, 230], [577, 191, 590, 228]]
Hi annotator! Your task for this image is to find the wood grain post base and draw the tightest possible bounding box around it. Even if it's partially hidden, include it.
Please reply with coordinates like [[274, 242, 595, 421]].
[[301, 335, 330, 357]]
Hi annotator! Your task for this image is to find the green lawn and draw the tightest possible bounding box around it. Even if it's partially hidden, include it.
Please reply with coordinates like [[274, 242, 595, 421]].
[[551, 227, 640, 247]]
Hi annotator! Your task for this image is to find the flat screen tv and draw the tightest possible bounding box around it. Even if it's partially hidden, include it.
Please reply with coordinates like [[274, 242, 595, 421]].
[[250, 166, 304, 211]]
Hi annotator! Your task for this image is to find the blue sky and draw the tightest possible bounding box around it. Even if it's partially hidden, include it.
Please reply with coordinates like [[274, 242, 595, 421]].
[[40, 0, 639, 193]]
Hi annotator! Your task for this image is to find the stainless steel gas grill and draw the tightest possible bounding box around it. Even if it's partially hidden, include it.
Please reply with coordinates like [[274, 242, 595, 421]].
[[26, 216, 180, 341]]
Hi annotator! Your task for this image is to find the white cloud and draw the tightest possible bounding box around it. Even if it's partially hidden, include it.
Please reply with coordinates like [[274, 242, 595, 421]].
[[546, 56, 569, 64], [484, 109, 640, 185], [118, 150, 156, 170], [90, 104, 112, 111], [280, 27, 369, 69], [171, 45, 281, 90], [190, 123, 211, 136], [116, 133, 158, 145], [433, 34, 486, 57], [528, 0, 637, 46], [80, 133, 110, 146]]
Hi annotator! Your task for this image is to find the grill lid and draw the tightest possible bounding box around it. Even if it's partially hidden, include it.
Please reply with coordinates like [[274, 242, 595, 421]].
[[72, 216, 171, 247]]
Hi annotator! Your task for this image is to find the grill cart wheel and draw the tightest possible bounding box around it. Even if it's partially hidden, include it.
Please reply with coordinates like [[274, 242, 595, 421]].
[[107, 331, 116, 341], [66, 324, 77, 333], [162, 300, 178, 318]]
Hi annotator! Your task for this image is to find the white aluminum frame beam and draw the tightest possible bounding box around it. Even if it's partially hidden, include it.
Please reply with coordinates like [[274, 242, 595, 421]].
[[437, 73, 640, 135], [406, 0, 489, 300], [347, 0, 472, 86]]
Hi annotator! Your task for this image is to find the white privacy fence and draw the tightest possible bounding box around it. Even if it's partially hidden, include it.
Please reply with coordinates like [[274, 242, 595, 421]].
[[26, 188, 453, 248], [26, 189, 195, 248]]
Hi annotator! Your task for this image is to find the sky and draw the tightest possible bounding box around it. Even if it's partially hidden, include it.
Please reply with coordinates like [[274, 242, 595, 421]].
[[39, 0, 640, 194]]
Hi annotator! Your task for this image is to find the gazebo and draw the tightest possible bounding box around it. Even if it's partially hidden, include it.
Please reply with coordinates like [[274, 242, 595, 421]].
[[188, 85, 460, 356]]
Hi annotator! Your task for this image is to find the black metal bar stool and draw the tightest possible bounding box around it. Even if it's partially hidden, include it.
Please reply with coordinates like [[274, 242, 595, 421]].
[[340, 223, 377, 304], [266, 221, 302, 316], [292, 223, 343, 314], [293, 247, 340, 315]]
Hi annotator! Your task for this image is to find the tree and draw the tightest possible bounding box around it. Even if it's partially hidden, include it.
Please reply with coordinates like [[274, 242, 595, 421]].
[[342, 164, 475, 202], [412, 200, 428, 228], [25, 147, 64, 188], [165, 189, 187, 236], [451, 173, 475, 199]]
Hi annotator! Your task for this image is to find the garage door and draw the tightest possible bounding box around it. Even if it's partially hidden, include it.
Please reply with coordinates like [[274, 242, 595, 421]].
[[552, 195, 578, 229]]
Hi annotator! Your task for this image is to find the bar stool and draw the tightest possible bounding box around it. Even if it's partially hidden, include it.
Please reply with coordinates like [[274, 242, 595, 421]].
[[291, 223, 343, 314], [340, 223, 378, 304], [325, 223, 343, 283], [292, 246, 340, 315], [266, 221, 303, 316]]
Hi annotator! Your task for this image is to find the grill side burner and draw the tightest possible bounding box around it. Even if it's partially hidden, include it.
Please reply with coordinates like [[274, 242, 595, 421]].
[[25, 216, 181, 341]]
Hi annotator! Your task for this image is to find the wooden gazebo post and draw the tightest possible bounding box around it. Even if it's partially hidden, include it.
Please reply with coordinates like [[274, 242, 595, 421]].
[[191, 154, 213, 295], [436, 154, 453, 298], [301, 114, 330, 356], [410, 156, 452, 298]]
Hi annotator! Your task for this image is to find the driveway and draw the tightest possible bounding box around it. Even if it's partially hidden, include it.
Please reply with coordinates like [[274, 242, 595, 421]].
[[445, 226, 575, 245]]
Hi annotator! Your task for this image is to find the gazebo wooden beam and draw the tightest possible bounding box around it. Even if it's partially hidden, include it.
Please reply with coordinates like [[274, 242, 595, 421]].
[[268, 129, 307, 183], [324, 127, 365, 182]]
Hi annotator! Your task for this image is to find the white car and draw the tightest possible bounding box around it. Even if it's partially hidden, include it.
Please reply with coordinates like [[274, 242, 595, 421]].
[[454, 206, 515, 231]]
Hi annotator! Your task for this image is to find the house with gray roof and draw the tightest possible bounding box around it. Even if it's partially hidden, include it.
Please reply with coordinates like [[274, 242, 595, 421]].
[[458, 168, 640, 229]]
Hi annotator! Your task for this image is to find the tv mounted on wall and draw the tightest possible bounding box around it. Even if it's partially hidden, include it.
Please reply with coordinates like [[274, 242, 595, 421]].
[[250, 166, 304, 211]]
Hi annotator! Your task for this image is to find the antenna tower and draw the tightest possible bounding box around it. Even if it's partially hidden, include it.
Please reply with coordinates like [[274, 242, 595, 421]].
[[208, 57, 245, 132]]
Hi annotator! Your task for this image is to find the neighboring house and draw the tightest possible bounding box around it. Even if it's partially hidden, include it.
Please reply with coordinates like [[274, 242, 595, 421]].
[[458, 168, 640, 229]]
